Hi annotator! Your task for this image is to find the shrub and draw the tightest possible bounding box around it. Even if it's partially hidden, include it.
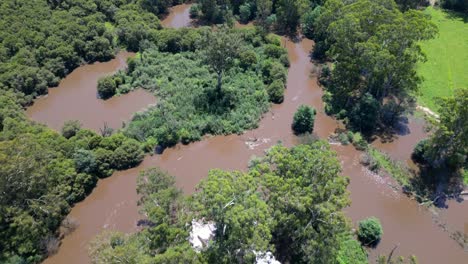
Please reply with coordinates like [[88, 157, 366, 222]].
[[360, 153, 380, 172], [357, 217, 383, 246], [113, 139, 144, 170], [267, 80, 285, 103], [189, 4, 201, 18], [97, 76, 117, 99], [266, 61, 287, 84], [265, 34, 281, 46], [336, 236, 368, 264], [412, 139, 429, 164], [73, 149, 97, 174], [61, 120, 82, 139], [264, 44, 286, 59], [337, 132, 350, 145], [292, 105, 316, 134], [94, 148, 115, 178], [352, 132, 368, 151], [279, 54, 290, 67], [239, 50, 257, 70]]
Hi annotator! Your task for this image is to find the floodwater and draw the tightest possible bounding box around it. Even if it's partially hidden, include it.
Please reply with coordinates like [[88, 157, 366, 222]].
[[43, 5, 467, 264], [161, 4, 192, 28], [26, 52, 156, 132]]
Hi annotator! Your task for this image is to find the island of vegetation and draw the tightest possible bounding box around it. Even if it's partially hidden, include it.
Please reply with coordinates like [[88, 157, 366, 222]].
[[99, 27, 289, 147]]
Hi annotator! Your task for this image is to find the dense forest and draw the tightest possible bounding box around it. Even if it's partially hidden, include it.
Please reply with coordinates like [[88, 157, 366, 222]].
[[89, 143, 368, 264], [0, 90, 145, 263], [0, 0, 173, 103]]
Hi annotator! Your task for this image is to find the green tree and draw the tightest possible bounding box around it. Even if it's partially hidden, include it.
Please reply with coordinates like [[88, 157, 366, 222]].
[[315, 0, 437, 133], [91, 142, 352, 263], [239, 3, 252, 23], [97, 76, 117, 99], [258, 143, 350, 262], [113, 139, 144, 170], [199, 27, 242, 95], [276, 0, 308, 34], [61, 120, 82, 139], [255, 0, 273, 32], [267, 80, 285, 103], [198, 0, 232, 23], [292, 105, 316, 134], [357, 217, 383, 246], [302, 6, 321, 39], [74, 148, 97, 174], [423, 89, 468, 169]]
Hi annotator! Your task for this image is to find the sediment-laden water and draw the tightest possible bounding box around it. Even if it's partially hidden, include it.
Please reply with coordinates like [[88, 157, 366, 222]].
[[42, 5, 467, 264]]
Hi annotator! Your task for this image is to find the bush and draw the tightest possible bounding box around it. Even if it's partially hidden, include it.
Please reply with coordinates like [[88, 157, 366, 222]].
[[73, 149, 97, 174], [239, 50, 257, 70], [351, 132, 368, 151], [94, 148, 115, 178], [264, 44, 286, 59], [338, 133, 350, 145], [262, 60, 287, 84], [189, 4, 201, 18], [292, 105, 316, 134], [97, 76, 117, 99], [267, 80, 285, 103], [412, 139, 429, 164], [336, 236, 368, 264], [113, 139, 144, 170], [357, 217, 383, 246], [61, 120, 82, 139]]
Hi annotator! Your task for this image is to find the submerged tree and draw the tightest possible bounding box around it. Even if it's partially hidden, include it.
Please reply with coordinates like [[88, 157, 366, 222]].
[[199, 27, 242, 95], [292, 105, 316, 134]]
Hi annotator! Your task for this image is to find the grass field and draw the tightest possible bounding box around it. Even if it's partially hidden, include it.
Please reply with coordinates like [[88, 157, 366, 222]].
[[417, 7, 468, 112]]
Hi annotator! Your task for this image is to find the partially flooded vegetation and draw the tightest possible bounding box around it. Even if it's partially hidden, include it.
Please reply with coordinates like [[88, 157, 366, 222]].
[[0, 1, 466, 264]]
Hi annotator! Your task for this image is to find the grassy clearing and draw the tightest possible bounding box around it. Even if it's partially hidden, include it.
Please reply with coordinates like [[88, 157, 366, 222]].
[[417, 7, 468, 112]]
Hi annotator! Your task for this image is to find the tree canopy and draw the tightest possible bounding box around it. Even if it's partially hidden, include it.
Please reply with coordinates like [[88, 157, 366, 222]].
[[313, 0, 437, 134], [0, 0, 167, 103], [0, 91, 145, 263], [90, 142, 365, 263], [104, 28, 288, 148], [413, 89, 468, 173]]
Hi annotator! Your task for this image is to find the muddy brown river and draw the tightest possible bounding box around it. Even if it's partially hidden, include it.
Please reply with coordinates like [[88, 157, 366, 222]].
[[26, 52, 156, 132], [41, 5, 467, 264]]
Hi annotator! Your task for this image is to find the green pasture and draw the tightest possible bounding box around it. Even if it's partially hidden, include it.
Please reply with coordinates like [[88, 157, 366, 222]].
[[417, 7, 468, 112]]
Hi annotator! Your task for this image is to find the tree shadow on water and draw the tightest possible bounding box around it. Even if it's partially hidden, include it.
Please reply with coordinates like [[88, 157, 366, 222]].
[[409, 165, 465, 208]]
